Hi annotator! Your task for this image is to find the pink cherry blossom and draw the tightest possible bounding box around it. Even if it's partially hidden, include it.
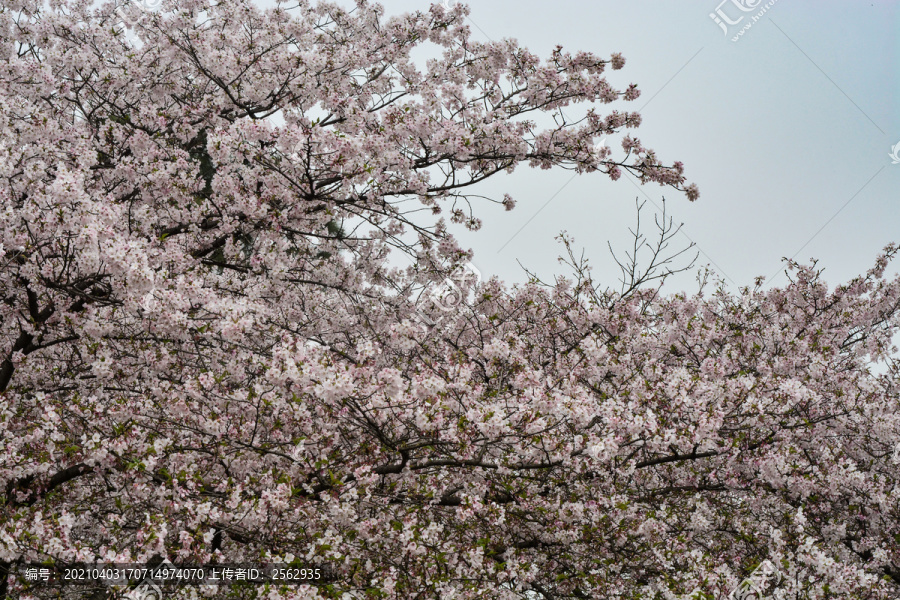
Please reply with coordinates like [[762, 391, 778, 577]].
[[1, 0, 898, 599]]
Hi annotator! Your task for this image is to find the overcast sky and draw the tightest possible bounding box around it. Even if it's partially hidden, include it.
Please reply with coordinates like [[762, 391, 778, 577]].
[[112, 0, 899, 294], [308, 0, 899, 295]]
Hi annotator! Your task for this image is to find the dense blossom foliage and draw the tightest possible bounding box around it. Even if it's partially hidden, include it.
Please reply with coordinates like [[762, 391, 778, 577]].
[[1, 0, 899, 598]]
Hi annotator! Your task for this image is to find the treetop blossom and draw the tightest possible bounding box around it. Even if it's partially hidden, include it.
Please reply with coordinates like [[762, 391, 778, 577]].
[[1, 0, 897, 598]]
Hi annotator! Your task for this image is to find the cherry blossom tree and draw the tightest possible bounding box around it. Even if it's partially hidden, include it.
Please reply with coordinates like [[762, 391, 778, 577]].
[[2, 0, 899, 598]]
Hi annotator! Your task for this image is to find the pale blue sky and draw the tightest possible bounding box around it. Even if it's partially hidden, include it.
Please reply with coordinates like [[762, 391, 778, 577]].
[[337, 0, 900, 293]]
